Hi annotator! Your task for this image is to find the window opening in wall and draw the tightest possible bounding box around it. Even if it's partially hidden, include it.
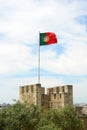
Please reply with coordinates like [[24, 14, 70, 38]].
[[62, 87, 64, 92], [54, 94, 56, 99], [26, 86, 28, 92], [31, 85, 33, 92], [60, 93, 62, 99]]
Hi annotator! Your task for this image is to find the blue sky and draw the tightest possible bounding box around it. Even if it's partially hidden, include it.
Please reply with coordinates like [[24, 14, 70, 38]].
[[0, 0, 87, 104]]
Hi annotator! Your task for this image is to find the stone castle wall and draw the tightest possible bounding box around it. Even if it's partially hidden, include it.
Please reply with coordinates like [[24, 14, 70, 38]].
[[19, 83, 73, 109], [47, 85, 73, 109]]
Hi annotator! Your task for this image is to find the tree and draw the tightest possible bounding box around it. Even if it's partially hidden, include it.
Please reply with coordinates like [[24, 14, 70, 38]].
[[0, 110, 6, 130], [47, 105, 85, 130], [0, 102, 42, 130], [0, 103, 85, 130]]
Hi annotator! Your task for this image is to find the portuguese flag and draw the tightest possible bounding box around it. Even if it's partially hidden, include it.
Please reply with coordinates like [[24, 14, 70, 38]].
[[40, 32, 57, 46]]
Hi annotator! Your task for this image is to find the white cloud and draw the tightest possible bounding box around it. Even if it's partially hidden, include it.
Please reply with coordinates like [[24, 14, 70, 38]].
[[40, 41, 87, 75], [0, 43, 37, 74]]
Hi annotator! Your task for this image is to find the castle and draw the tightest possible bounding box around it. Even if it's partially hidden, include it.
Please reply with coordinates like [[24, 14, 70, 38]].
[[19, 83, 73, 109]]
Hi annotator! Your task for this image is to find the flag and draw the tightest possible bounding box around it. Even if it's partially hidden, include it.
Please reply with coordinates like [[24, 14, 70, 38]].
[[40, 32, 57, 46]]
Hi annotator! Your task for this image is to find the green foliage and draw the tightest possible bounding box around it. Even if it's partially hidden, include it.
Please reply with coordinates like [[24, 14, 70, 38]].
[[0, 103, 85, 130], [0, 102, 42, 130], [59, 105, 84, 130], [47, 105, 85, 130]]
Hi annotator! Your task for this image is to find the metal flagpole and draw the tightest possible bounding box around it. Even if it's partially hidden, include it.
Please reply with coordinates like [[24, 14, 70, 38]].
[[38, 32, 40, 83]]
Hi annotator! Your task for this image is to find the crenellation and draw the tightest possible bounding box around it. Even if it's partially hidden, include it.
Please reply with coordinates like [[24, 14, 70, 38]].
[[19, 83, 73, 109]]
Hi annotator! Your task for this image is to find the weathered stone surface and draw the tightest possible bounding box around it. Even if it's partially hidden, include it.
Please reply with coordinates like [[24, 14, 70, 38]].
[[19, 83, 73, 109]]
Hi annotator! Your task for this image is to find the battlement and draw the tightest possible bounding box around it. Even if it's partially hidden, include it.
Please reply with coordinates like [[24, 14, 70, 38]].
[[47, 85, 72, 94], [19, 83, 45, 95], [19, 84, 73, 109], [19, 84, 45, 105]]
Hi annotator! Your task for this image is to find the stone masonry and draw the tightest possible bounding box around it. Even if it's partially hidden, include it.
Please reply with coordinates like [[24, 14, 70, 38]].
[[19, 83, 73, 109]]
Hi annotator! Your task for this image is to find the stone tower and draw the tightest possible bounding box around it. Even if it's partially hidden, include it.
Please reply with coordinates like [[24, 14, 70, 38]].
[[19, 83, 45, 106], [19, 83, 73, 109], [47, 85, 73, 109]]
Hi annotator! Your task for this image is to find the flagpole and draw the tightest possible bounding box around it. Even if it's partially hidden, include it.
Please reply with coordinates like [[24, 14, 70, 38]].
[[38, 32, 57, 84], [38, 32, 40, 84]]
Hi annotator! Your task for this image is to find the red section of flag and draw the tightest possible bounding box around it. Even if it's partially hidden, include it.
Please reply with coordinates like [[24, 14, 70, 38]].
[[46, 32, 57, 45]]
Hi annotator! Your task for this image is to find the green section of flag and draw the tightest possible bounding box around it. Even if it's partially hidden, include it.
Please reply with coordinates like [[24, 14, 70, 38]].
[[40, 33, 47, 46]]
